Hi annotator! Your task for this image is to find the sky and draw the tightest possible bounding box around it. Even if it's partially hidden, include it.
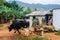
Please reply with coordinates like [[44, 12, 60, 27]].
[[6, 0, 60, 4]]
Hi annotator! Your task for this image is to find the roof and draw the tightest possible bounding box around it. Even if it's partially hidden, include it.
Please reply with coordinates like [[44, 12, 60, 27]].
[[52, 8, 60, 11], [49, 8, 60, 13], [26, 10, 51, 16]]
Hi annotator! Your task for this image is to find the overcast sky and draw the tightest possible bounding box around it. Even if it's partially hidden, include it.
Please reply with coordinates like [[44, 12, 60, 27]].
[[6, 0, 60, 4]]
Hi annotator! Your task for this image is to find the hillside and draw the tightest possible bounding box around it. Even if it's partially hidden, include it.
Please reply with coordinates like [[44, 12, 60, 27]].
[[8, 1, 60, 10]]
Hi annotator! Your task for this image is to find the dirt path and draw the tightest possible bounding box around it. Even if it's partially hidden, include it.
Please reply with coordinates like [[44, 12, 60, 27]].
[[44, 33, 60, 40], [0, 24, 60, 40]]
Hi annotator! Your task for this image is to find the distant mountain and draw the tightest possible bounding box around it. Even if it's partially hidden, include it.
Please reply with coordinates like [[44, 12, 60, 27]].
[[8, 1, 60, 10]]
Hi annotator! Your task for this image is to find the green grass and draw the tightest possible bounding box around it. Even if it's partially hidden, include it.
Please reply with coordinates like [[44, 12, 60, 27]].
[[55, 30, 60, 35], [16, 37, 52, 40]]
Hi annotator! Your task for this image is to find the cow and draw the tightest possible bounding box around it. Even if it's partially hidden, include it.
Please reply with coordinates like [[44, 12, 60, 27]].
[[8, 19, 30, 36]]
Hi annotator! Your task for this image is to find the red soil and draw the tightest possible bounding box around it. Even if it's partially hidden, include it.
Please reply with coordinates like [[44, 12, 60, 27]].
[[0, 23, 60, 40]]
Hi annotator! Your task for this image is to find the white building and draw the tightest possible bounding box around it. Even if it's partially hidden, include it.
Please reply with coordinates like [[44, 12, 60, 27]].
[[25, 10, 51, 25], [53, 8, 60, 30]]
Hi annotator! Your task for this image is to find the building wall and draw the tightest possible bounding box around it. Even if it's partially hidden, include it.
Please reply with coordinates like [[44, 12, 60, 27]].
[[53, 9, 60, 30]]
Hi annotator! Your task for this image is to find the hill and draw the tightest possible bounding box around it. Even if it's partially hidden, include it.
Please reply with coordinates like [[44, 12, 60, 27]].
[[8, 1, 60, 10]]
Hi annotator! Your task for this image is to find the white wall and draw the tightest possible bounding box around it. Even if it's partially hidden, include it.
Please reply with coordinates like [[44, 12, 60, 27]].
[[38, 17, 42, 24], [53, 9, 60, 30], [29, 17, 33, 28]]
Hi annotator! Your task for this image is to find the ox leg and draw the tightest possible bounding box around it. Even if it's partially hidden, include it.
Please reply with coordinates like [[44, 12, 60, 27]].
[[17, 29, 20, 34], [14, 30, 16, 33], [24, 28, 29, 36], [14, 29, 16, 33]]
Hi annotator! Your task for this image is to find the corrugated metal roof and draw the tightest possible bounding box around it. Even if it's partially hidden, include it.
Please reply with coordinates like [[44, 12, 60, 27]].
[[26, 10, 51, 16]]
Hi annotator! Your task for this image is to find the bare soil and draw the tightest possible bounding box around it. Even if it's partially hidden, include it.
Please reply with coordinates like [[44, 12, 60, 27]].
[[0, 23, 60, 40]]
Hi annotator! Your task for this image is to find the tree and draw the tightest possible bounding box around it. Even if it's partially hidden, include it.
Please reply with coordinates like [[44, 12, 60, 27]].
[[0, 6, 13, 23], [4, 0, 18, 10], [4, 2, 12, 8], [34, 8, 37, 11], [21, 7, 32, 18], [4, 1, 24, 19], [0, 1, 32, 23], [0, 0, 6, 5]]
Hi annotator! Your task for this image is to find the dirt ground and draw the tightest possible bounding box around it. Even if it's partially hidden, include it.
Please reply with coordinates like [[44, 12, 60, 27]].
[[0, 23, 60, 40]]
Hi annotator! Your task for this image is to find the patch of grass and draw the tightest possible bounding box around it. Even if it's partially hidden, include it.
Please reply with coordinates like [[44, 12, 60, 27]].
[[16, 37, 51, 40], [55, 30, 60, 35], [33, 37, 48, 40], [16, 38, 32, 40]]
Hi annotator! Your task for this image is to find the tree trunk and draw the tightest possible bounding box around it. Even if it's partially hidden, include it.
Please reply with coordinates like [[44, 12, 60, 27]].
[[0, 15, 4, 24]]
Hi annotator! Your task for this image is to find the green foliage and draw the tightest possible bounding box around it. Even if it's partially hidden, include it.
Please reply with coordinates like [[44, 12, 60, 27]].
[[4, 2, 12, 8], [16, 37, 50, 40], [0, 10, 13, 22], [22, 7, 32, 16], [0, 6, 13, 23], [0, 0, 5, 5], [0, 1, 33, 23], [4, 1, 18, 10], [4, 1, 24, 19], [55, 30, 60, 35]]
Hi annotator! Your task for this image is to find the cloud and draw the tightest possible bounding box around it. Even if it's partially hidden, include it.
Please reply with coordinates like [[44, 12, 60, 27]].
[[6, 0, 60, 4]]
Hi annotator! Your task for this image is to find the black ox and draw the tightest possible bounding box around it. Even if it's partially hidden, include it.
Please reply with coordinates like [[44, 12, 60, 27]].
[[8, 19, 29, 34]]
